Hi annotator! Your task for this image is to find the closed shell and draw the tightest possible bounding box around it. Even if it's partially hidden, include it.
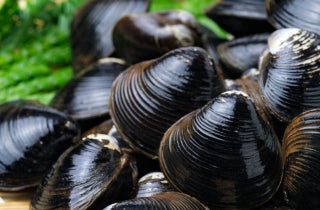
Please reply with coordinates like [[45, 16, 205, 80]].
[[113, 10, 202, 64], [109, 47, 225, 158], [282, 109, 320, 209], [71, 0, 150, 72], [31, 134, 138, 210], [160, 91, 283, 209], [266, 0, 320, 35], [259, 28, 320, 124], [50, 58, 127, 130], [206, 0, 274, 37], [0, 100, 80, 191], [104, 192, 208, 210]]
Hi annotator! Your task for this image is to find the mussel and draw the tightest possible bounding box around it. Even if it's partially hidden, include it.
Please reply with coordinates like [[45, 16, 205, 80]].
[[259, 28, 320, 137], [160, 91, 283, 209], [50, 58, 128, 131], [109, 47, 225, 158], [112, 10, 203, 64], [205, 0, 274, 37], [282, 109, 320, 209], [217, 33, 269, 78], [31, 133, 137, 209], [0, 100, 80, 191], [71, 0, 150, 72], [84, 120, 161, 179], [266, 0, 320, 35], [104, 192, 209, 209], [132, 172, 175, 198]]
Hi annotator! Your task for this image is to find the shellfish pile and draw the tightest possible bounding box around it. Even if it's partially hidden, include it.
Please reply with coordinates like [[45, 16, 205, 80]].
[[1, 0, 320, 209]]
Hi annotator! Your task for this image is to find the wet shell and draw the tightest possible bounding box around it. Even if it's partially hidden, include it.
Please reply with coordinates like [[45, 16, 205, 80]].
[[31, 134, 138, 210], [259, 28, 320, 125], [133, 172, 175, 198], [225, 69, 271, 128], [109, 47, 225, 158], [50, 58, 127, 130], [160, 91, 283, 209], [266, 0, 320, 35], [113, 10, 203, 64], [205, 0, 274, 37], [0, 100, 80, 191], [83, 121, 161, 179], [104, 192, 209, 210], [217, 33, 269, 78], [71, 0, 150, 72], [282, 109, 320, 209]]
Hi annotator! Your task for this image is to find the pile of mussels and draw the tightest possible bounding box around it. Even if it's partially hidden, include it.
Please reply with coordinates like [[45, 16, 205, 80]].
[[1, 0, 320, 209]]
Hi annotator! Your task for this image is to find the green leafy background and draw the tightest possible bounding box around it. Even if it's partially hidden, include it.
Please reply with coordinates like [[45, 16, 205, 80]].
[[0, 0, 221, 105]]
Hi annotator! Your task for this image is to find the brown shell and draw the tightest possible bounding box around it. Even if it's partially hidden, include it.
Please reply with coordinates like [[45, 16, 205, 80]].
[[112, 10, 203, 64], [282, 109, 320, 209]]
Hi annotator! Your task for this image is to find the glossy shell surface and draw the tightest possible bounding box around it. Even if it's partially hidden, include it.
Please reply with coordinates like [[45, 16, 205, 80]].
[[109, 47, 225, 158], [217, 33, 269, 78], [50, 58, 127, 126], [206, 0, 274, 37], [104, 192, 209, 210], [133, 172, 175, 198], [160, 91, 283, 209], [259, 28, 320, 123], [71, 0, 150, 72], [113, 10, 202, 64], [31, 134, 138, 210], [282, 109, 320, 209], [266, 0, 320, 35], [0, 100, 80, 191]]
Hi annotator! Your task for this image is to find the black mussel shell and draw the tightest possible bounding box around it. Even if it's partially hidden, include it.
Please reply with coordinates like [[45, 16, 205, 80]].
[[0, 100, 80, 191], [31, 134, 138, 210], [113, 10, 203, 64], [200, 28, 227, 78], [266, 0, 320, 35], [217, 33, 269, 78], [160, 91, 283, 209], [205, 0, 274, 37], [83, 121, 161, 179], [109, 47, 225, 158], [225, 69, 273, 134], [71, 0, 150, 72], [50, 58, 127, 131], [259, 28, 320, 129], [282, 109, 320, 209], [132, 172, 175, 198], [82, 119, 114, 137], [104, 192, 209, 210]]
